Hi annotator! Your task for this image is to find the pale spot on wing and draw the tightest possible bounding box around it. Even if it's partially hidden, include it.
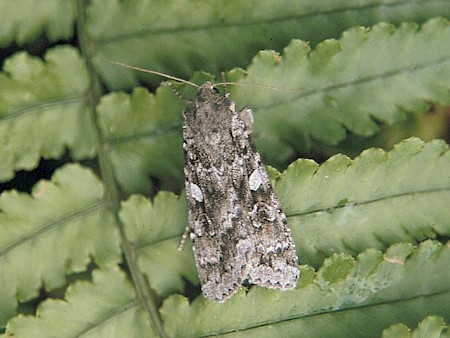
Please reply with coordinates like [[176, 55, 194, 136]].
[[249, 169, 263, 191], [190, 182, 204, 202]]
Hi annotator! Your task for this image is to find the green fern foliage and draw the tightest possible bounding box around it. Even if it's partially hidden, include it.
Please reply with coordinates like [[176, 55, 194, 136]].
[[382, 316, 449, 338], [2, 136, 443, 338], [0, 1, 75, 46], [228, 18, 450, 162], [5, 268, 155, 338], [0, 164, 121, 326], [86, 0, 450, 89], [278, 138, 450, 267], [96, 85, 185, 194], [0, 1, 449, 337], [96, 18, 450, 190], [161, 240, 450, 337], [0, 47, 96, 181], [119, 193, 196, 297]]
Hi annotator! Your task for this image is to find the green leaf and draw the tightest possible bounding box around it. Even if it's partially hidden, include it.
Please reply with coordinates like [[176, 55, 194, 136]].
[[228, 18, 450, 163], [96, 84, 185, 194], [119, 193, 196, 297], [99, 18, 450, 177], [278, 137, 450, 267], [0, 0, 76, 46], [0, 164, 121, 326], [85, 0, 450, 89], [0, 46, 96, 182], [382, 316, 450, 338], [5, 268, 155, 338], [161, 240, 450, 337]]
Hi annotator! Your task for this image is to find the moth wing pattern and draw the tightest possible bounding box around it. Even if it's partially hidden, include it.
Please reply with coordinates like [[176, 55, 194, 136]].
[[183, 82, 299, 301], [245, 152, 299, 290]]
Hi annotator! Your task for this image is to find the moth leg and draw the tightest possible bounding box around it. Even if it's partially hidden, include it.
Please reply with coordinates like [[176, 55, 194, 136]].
[[177, 223, 191, 251], [167, 81, 192, 102], [220, 71, 227, 92]]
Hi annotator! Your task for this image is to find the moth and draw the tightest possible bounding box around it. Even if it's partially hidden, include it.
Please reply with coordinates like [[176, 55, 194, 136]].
[[110, 62, 299, 302], [183, 82, 299, 301]]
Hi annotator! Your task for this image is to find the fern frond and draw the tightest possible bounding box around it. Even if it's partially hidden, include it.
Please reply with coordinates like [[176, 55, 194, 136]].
[[228, 18, 450, 162], [119, 193, 195, 297], [99, 19, 450, 183], [0, 1, 75, 46], [0, 47, 96, 182], [96, 85, 186, 194], [160, 240, 450, 337], [0, 164, 121, 326], [382, 316, 449, 338], [278, 137, 450, 267], [5, 268, 155, 338], [85, 0, 450, 89]]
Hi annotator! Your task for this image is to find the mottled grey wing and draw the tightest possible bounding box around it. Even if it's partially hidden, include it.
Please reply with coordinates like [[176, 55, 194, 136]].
[[183, 83, 253, 301], [243, 152, 299, 289], [183, 82, 299, 301]]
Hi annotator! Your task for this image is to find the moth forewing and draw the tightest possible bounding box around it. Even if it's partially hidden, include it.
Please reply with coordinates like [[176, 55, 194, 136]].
[[183, 82, 299, 301]]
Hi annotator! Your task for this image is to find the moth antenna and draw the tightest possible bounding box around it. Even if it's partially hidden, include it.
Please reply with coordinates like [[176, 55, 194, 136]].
[[110, 61, 199, 88], [111, 62, 301, 93], [215, 81, 302, 93]]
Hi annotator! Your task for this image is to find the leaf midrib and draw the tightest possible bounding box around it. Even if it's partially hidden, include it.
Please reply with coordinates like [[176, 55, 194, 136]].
[[199, 289, 450, 337], [95, 0, 434, 44], [0, 94, 88, 122], [287, 187, 450, 218], [0, 202, 106, 257]]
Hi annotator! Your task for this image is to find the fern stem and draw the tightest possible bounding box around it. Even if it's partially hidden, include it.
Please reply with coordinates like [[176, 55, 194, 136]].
[[76, 0, 168, 337]]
